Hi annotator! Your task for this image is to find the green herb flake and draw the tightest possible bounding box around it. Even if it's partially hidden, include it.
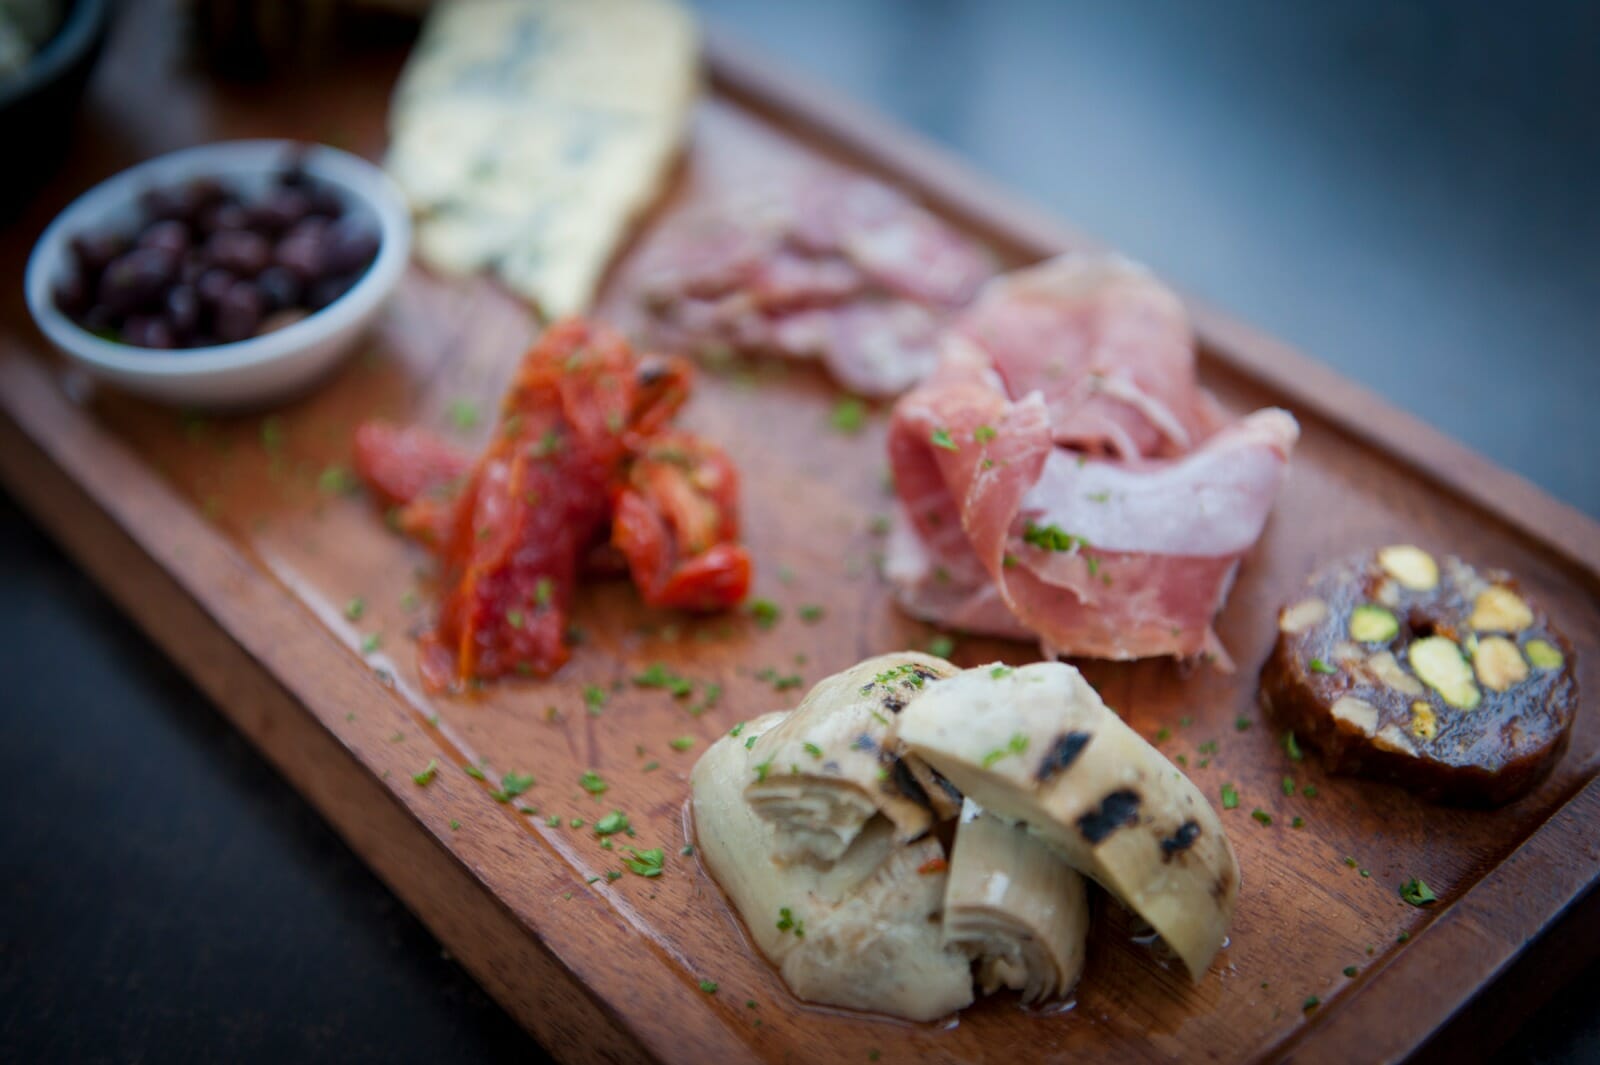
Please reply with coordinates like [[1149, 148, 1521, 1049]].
[[1234, 715, 1252, 732], [499, 770, 535, 799], [753, 759, 774, 783], [698, 979, 718, 994], [627, 847, 666, 878], [1343, 966, 1358, 978], [412, 759, 439, 786], [344, 597, 366, 621], [1399, 878, 1437, 907], [447, 399, 480, 430], [973, 424, 998, 445], [1303, 996, 1320, 1012], [579, 771, 608, 796], [318, 464, 358, 496], [746, 599, 781, 630], [798, 604, 825, 624], [449, 819, 461, 831], [926, 634, 955, 659], [803, 742, 823, 759], [1251, 808, 1273, 826], [360, 633, 382, 655], [669, 736, 696, 752], [1221, 783, 1240, 809], [1282, 775, 1296, 796], [595, 810, 630, 836], [930, 427, 958, 451], [583, 685, 608, 713], [1284, 731, 1305, 761], [1398, 932, 1411, 943], [829, 398, 867, 434], [1303, 784, 1319, 798], [1022, 520, 1087, 553], [506, 609, 525, 629], [462, 764, 487, 782], [1154, 727, 1171, 743], [1309, 657, 1339, 675], [546, 815, 561, 828]]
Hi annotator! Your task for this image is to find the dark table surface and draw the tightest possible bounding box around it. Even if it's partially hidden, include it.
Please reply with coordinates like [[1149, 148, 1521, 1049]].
[[3, 1, 1597, 1062]]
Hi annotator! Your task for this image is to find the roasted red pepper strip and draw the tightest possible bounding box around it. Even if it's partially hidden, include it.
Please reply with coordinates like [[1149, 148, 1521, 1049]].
[[612, 432, 752, 612], [351, 318, 746, 690]]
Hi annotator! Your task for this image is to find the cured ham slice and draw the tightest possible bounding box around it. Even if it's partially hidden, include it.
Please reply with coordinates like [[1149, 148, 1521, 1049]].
[[887, 253, 1299, 664], [631, 168, 994, 397]]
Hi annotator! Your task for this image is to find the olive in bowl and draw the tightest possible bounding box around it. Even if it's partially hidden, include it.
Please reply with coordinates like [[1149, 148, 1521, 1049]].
[[25, 139, 411, 409]]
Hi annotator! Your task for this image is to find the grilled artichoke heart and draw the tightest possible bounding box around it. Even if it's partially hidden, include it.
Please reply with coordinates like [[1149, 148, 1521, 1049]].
[[896, 662, 1240, 981], [943, 799, 1090, 1003], [692, 712, 973, 1022], [742, 651, 960, 862]]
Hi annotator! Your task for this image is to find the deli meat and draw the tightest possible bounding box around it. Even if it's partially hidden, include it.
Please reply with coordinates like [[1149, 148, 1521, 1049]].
[[886, 254, 1299, 663], [631, 168, 995, 397]]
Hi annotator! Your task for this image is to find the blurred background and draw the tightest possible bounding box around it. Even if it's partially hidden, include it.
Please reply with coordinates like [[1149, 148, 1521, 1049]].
[[2, 0, 1596, 1061]]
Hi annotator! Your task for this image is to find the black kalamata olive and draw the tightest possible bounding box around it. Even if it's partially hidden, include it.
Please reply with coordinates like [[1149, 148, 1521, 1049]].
[[274, 230, 326, 282], [323, 218, 379, 275], [251, 188, 311, 234], [70, 231, 127, 276], [97, 248, 178, 314], [215, 280, 264, 342], [139, 185, 194, 222], [306, 186, 345, 221], [196, 267, 236, 308], [199, 201, 250, 236], [138, 219, 191, 257], [53, 272, 91, 317], [122, 315, 176, 349], [206, 229, 271, 277], [164, 284, 200, 337], [185, 177, 228, 209], [256, 265, 302, 311], [307, 274, 355, 311]]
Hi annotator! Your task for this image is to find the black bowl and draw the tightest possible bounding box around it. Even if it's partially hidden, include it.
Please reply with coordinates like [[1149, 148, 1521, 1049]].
[[0, 0, 110, 214]]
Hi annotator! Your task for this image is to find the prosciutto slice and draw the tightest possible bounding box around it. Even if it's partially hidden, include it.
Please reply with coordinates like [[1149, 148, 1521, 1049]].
[[632, 168, 994, 397], [887, 253, 1299, 664]]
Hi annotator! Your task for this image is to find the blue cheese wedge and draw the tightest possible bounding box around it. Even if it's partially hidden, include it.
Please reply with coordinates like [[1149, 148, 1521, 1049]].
[[386, 0, 698, 316]]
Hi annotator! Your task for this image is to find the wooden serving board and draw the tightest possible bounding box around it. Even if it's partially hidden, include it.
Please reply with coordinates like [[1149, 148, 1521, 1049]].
[[4, 7, 1599, 1064]]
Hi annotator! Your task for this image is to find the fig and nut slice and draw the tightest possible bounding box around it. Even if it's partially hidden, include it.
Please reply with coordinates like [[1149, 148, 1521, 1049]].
[[1261, 547, 1578, 805]]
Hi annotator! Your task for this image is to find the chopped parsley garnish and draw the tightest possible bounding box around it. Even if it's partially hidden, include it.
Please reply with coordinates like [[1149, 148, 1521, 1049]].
[[1283, 731, 1305, 762], [776, 907, 806, 938], [990, 665, 1014, 679], [497, 770, 535, 801], [1251, 808, 1273, 826], [447, 399, 480, 430], [1309, 657, 1339, 675], [634, 662, 695, 697], [1399, 878, 1437, 906], [929, 427, 958, 451], [729, 723, 745, 737], [1220, 783, 1240, 809], [463, 764, 487, 781], [546, 815, 561, 828], [570, 818, 586, 829], [534, 577, 553, 606], [344, 597, 365, 621], [318, 464, 358, 496], [798, 604, 825, 623], [803, 742, 823, 759], [1303, 996, 1320, 1012], [583, 685, 608, 713], [926, 634, 955, 659], [360, 633, 382, 655], [973, 424, 997, 444], [746, 599, 781, 630], [1022, 520, 1087, 553], [1303, 784, 1319, 798], [981, 733, 1029, 768], [1085, 490, 1111, 503], [449, 819, 461, 831], [595, 811, 629, 836], [641, 760, 659, 773], [626, 848, 666, 878], [1282, 776, 1296, 796], [260, 416, 284, 454], [1235, 715, 1252, 732], [412, 759, 438, 786], [1292, 816, 1306, 829], [829, 398, 867, 434], [505, 609, 524, 629], [669, 736, 696, 751], [698, 979, 718, 994], [1154, 727, 1171, 743], [753, 759, 774, 783], [1343, 966, 1358, 978], [579, 771, 608, 796]]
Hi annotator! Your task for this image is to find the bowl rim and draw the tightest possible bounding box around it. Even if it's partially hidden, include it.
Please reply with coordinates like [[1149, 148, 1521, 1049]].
[[24, 138, 412, 379]]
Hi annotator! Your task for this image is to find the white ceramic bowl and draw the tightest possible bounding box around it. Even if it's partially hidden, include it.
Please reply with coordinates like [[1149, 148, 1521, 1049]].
[[25, 139, 411, 409]]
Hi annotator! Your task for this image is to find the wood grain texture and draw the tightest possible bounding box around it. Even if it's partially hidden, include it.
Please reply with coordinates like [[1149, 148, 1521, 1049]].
[[2, 5, 1598, 1063]]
